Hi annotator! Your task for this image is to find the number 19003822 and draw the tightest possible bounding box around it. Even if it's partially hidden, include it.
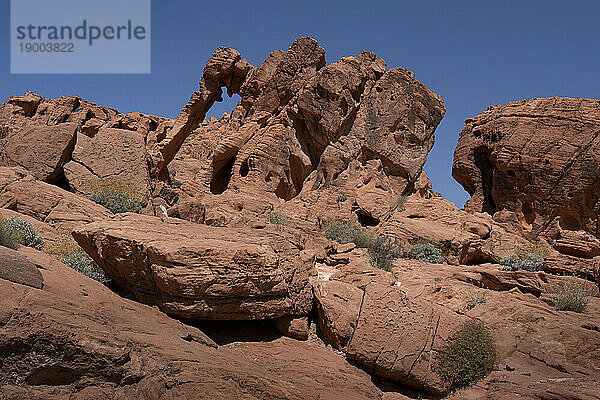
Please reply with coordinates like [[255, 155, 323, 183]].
[[19, 42, 74, 52]]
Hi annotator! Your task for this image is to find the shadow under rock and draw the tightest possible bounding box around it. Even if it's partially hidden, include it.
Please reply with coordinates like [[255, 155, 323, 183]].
[[191, 319, 283, 346]]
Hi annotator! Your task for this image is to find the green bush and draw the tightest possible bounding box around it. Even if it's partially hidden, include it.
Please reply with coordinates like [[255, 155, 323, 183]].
[[61, 251, 111, 285], [47, 235, 111, 285], [267, 212, 288, 225], [322, 220, 372, 248], [370, 235, 400, 272], [0, 217, 44, 250], [404, 242, 444, 264], [87, 179, 144, 214], [437, 320, 497, 388], [0, 218, 23, 250], [548, 280, 593, 313], [500, 252, 543, 272], [336, 193, 347, 203]]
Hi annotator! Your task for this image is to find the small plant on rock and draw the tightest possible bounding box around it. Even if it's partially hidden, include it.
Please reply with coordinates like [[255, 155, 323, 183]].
[[87, 178, 145, 214], [500, 252, 544, 272], [267, 212, 288, 225], [322, 219, 372, 248], [370, 235, 401, 272], [0, 218, 23, 250], [0, 217, 44, 250], [336, 193, 347, 203], [465, 289, 487, 310], [47, 235, 111, 285], [61, 252, 111, 285], [437, 320, 497, 388], [547, 280, 593, 313], [396, 194, 408, 210], [404, 242, 444, 264]]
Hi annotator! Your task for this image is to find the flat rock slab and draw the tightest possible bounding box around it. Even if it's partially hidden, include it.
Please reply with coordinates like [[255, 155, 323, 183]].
[[0, 246, 43, 289], [73, 213, 314, 320]]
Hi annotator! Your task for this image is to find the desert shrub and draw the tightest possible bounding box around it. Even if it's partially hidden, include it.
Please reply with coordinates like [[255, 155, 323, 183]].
[[500, 252, 544, 272], [370, 235, 401, 272], [396, 194, 408, 210], [5, 218, 44, 249], [437, 320, 497, 388], [322, 220, 372, 248], [404, 242, 444, 264], [171, 179, 183, 189], [548, 280, 593, 313], [465, 289, 487, 310], [267, 212, 288, 225], [0, 217, 44, 250], [47, 235, 111, 285], [87, 179, 144, 214], [61, 251, 111, 285], [0, 218, 23, 249], [336, 193, 347, 203], [518, 241, 550, 259]]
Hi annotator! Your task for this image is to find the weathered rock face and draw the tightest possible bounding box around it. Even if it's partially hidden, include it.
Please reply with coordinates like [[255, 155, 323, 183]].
[[391, 258, 600, 400], [313, 247, 600, 397], [147, 47, 253, 179], [170, 37, 445, 224], [63, 127, 151, 197], [0, 92, 168, 194], [0, 246, 43, 288], [0, 247, 383, 399], [72, 213, 315, 320], [345, 284, 462, 395], [0, 166, 111, 233], [453, 97, 600, 251]]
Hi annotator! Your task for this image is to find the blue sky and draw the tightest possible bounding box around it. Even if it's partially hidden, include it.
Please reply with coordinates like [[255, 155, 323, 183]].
[[1, 0, 599, 207]]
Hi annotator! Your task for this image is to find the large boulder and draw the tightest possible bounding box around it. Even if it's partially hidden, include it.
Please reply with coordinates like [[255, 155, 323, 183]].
[[392, 258, 600, 399], [0, 246, 43, 288], [0, 123, 77, 182], [0, 246, 383, 399], [453, 97, 600, 250], [72, 213, 315, 320], [63, 127, 151, 197]]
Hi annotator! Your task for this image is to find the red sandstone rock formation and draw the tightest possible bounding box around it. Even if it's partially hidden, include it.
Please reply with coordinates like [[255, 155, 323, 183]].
[[453, 97, 600, 282], [1, 38, 599, 399]]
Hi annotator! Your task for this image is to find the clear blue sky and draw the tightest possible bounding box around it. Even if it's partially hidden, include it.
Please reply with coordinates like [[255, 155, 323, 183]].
[[2, 0, 599, 207]]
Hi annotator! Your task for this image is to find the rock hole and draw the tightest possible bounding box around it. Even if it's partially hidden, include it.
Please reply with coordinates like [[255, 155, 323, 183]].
[[355, 209, 380, 227], [521, 201, 535, 225], [507, 169, 515, 177], [240, 159, 249, 177], [473, 146, 497, 215], [340, 97, 348, 117], [26, 366, 78, 386], [210, 153, 237, 195], [559, 211, 581, 231], [148, 119, 159, 132]]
